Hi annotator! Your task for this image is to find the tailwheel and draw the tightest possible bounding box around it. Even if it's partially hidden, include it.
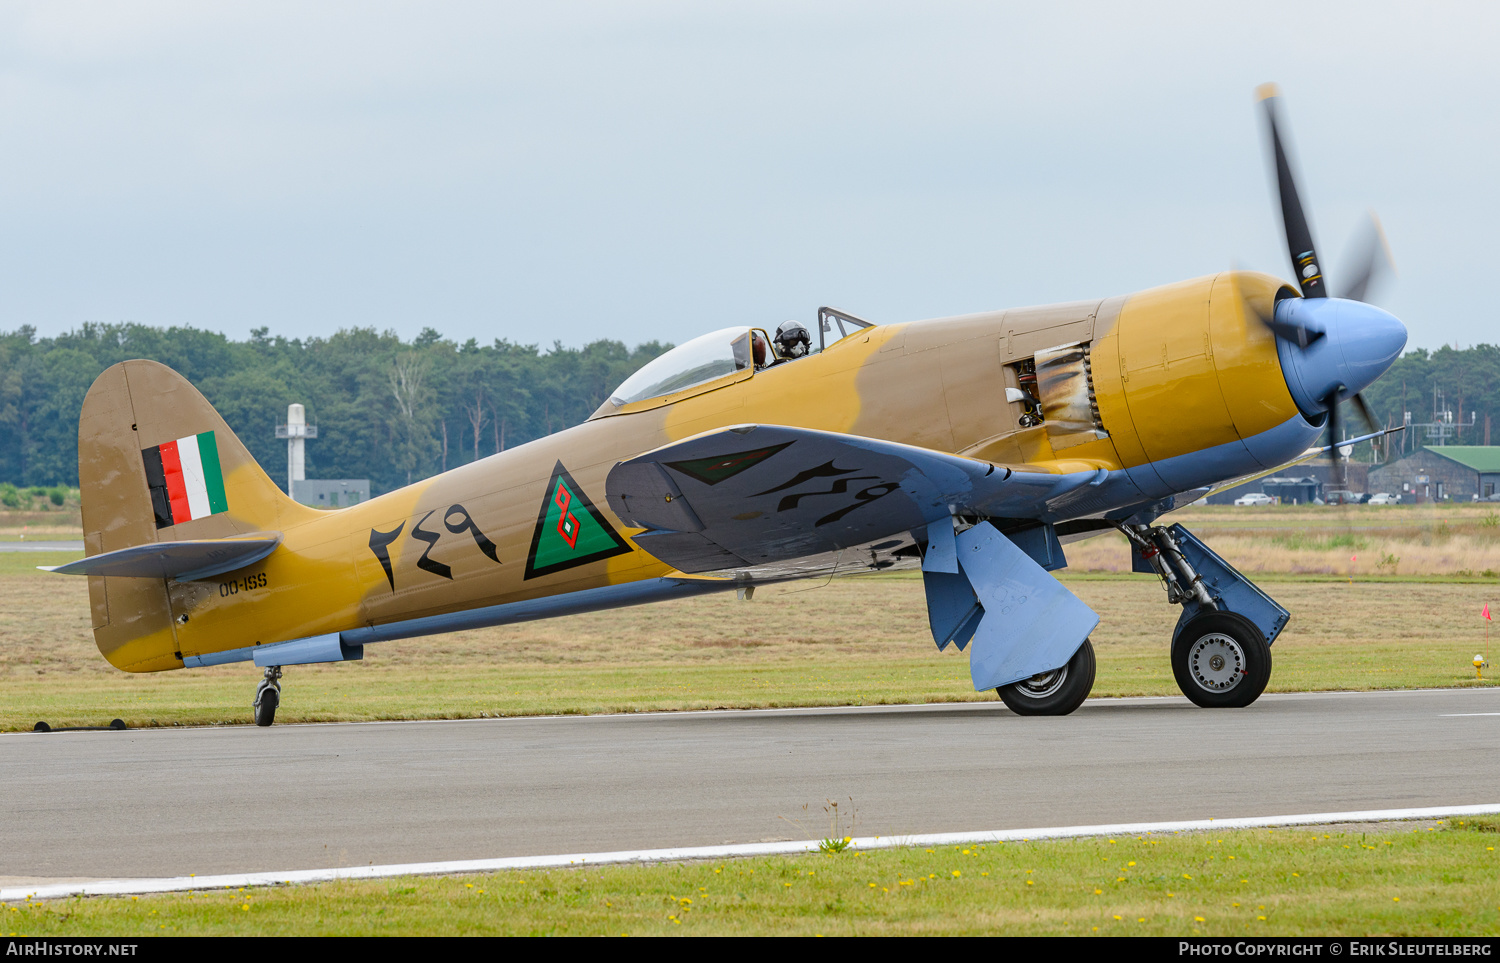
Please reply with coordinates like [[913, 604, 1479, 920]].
[[996, 639, 1096, 716], [1172, 612, 1272, 708], [252, 665, 283, 727]]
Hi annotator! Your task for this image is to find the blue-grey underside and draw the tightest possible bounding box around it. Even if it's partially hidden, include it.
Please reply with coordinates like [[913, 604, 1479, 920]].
[[922, 519, 1098, 691]]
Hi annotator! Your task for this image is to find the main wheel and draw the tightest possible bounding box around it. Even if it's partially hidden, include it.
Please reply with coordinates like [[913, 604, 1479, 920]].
[[1171, 612, 1271, 708], [996, 639, 1096, 716], [253, 683, 279, 727]]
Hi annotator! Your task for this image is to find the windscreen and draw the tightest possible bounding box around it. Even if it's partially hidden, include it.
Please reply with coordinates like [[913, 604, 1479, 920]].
[[610, 327, 752, 405]]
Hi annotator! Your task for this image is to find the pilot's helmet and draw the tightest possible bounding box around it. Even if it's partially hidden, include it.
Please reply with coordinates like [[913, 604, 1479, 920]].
[[774, 321, 811, 359]]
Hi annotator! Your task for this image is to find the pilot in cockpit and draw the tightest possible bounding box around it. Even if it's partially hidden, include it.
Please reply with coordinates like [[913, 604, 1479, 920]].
[[751, 321, 812, 369], [773, 321, 811, 360]]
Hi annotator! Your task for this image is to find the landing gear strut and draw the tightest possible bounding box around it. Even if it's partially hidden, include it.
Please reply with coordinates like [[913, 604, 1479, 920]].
[[1119, 522, 1288, 709], [253, 665, 282, 727]]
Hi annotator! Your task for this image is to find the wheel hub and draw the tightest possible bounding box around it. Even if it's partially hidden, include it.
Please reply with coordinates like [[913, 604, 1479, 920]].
[[1187, 633, 1245, 692], [1015, 665, 1068, 699]]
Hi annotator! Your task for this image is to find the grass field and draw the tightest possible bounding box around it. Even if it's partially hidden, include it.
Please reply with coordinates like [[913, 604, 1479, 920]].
[[1069, 503, 1500, 577], [2, 551, 1495, 731], [6, 819, 1498, 936], [1, 503, 1495, 731]]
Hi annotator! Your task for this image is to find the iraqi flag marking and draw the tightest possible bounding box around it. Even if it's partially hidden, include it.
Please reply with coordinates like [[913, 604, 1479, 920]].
[[143, 431, 229, 528]]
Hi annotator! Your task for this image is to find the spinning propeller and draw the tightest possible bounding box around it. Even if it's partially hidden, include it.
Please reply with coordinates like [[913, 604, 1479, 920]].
[[1253, 83, 1404, 490]]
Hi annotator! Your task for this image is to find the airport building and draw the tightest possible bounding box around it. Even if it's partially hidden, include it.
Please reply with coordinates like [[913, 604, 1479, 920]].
[[290, 478, 371, 508], [1206, 462, 1370, 505], [1367, 446, 1500, 502]]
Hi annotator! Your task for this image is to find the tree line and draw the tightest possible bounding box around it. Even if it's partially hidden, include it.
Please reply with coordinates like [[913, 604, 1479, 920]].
[[0, 322, 1493, 492], [1360, 343, 1500, 457], [0, 323, 668, 494]]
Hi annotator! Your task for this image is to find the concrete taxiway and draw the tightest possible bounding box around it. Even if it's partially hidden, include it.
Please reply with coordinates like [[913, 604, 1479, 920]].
[[0, 540, 83, 553], [2, 688, 1497, 881]]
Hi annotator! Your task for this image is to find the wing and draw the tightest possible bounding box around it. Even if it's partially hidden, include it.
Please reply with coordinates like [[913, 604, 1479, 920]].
[[605, 423, 1106, 574], [606, 424, 1104, 691]]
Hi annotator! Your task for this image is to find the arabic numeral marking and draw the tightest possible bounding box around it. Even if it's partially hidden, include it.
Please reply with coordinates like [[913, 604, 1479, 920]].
[[368, 522, 406, 592], [445, 503, 501, 563], [368, 505, 502, 591], [411, 511, 454, 580], [814, 482, 902, 528]]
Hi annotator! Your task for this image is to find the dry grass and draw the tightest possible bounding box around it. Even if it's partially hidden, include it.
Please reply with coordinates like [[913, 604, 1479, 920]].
[[3, 502, 1495, 729], [1067, 503, 1500, 577], [3, 548, 1495, 730], [0, 504, 82, 540]]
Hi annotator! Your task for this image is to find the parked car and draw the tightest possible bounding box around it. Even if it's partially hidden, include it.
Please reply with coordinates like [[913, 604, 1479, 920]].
[[1234, 493, 1276, 506], [1323, 490, 1365, 506], [1367, 492, 1401, 505]]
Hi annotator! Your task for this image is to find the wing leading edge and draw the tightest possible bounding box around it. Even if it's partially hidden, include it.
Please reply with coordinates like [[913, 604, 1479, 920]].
[[605, 424, 1103, 690]]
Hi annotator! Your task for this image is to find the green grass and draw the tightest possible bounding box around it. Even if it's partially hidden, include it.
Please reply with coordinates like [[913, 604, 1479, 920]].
[[0, 551, 79, 575], [7, 821, 1498, 936]]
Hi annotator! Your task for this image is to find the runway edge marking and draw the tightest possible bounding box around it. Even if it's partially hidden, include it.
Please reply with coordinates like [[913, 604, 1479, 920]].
[[6, 804, 1500, 902]]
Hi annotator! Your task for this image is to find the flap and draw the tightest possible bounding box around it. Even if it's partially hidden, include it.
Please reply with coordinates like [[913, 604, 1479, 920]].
[[42, 533, 282, 582]]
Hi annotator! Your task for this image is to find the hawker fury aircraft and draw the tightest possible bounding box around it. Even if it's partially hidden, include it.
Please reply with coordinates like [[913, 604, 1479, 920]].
[[55, 86, 1408, 725]]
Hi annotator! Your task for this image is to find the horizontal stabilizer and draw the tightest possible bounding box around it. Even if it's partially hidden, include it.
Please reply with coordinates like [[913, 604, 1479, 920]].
[[41, 533, 281, 582]]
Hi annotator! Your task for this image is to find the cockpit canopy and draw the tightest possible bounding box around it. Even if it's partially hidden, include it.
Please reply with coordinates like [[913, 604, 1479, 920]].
[[609, 327, 752, 406]]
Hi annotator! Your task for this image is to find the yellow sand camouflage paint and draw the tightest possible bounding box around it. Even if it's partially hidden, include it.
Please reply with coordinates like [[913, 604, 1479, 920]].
[[1208, 272, 1301, 440], [76, 272, 1302, 672], [1089, 272, 1297, 468]]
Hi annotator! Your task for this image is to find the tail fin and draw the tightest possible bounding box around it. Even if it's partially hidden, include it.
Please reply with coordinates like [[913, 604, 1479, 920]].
[[79, 360, 318, 671]]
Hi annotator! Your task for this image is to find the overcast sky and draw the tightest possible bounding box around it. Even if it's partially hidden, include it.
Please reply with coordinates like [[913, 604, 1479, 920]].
[[0, 1, 1493, 352]]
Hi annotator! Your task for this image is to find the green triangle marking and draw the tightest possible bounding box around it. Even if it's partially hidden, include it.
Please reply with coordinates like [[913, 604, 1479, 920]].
[[524, 461, 633, 580], [666, 441, 794, 486]]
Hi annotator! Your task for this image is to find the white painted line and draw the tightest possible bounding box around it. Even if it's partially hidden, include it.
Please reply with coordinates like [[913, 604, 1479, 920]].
[[5, 803, 1499, 903], [1441, 712, 1500, 717]]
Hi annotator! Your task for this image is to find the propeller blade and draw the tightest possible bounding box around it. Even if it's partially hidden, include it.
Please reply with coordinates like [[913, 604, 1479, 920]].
[[1258, 83, 1327, 299], [1266, 315, 1326, 349], [1340, 391, 1383, 468], [1321, 385, 1347, 491], [1350, 392, 1379, 437], [1335, 211, 1396, 303]]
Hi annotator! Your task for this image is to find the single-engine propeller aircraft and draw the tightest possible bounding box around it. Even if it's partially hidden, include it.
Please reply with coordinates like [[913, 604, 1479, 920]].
[[55, 86, 1408, 725]]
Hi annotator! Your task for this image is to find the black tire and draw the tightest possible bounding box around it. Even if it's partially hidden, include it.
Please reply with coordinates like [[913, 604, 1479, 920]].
[[996, 639, 1096, 716], [1171, 612, 1272, 708], [253, 684, 279, 727]]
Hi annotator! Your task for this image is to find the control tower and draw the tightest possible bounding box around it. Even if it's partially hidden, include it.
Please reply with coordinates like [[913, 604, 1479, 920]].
[[275, 403, 318, 495]]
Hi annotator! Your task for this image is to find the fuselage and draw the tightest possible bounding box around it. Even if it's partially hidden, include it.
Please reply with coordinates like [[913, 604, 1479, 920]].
[[98, 270, 1404, 672]]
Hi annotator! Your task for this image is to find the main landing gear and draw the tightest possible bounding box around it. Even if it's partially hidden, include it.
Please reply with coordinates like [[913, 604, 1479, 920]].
[[253, 665, 282, 727], [1172, 612, 1271, 708], [1120, 522, 1288, 709], [996, 638, 1096, 716]]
